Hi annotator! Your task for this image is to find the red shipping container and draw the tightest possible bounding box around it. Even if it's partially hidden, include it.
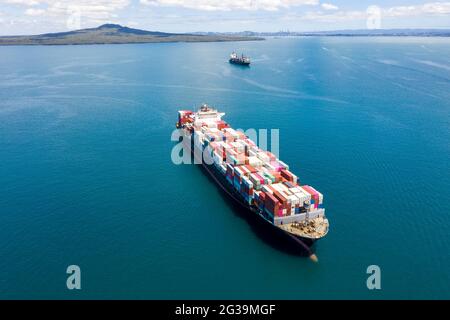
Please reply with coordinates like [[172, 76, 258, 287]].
[[272, 172, 282, 183], [265, 192, 279, 209], [259, 192, 266, 202], [272, 190, 287, 205], [281, 169, 295, 182], [301, 185, 319, 209], [217, 121, 228, 130]]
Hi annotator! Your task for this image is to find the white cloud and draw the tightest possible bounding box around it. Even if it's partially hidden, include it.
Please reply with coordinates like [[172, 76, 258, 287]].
[[4, 0, 41, 5], [295, 1, 450, 23], [140, 0, 319, 11], [0, 0, 132, 31], [386, 2, 450, 17], [298, 10, 365, 22], [321, 3, 338, 11], [25, 8, 45, 15], [47, 1, 129, 18], [423, 1, 450, 13], [2, 0, 131, 19]]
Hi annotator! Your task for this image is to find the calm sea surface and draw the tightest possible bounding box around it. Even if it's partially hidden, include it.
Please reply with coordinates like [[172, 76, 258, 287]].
[[0, 37, 449, 299]]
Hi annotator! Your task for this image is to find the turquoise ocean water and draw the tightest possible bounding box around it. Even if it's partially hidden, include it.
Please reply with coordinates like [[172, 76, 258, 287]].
[[0, 37, 449, 299]]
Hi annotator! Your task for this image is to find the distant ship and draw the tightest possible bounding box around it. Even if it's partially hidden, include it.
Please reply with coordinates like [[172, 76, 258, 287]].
[[229, 52, 251, 65], [176, 104, 329, 256]]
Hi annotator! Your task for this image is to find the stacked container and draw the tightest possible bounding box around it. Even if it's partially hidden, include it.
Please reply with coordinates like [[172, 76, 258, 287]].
[[184, 108, 324, 223]]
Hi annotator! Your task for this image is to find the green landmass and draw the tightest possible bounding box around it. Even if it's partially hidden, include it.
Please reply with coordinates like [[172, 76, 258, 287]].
[[0, 24, 264, 46]]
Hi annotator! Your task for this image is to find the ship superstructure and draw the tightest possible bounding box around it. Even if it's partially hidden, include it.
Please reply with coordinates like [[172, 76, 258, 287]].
[[229, 52, 251, 65]]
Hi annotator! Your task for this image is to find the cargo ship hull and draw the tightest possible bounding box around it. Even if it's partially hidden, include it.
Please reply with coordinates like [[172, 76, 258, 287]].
[[229, 59, 250, 66], [185, 133, 317, 252], [203, 160, 316, 250]]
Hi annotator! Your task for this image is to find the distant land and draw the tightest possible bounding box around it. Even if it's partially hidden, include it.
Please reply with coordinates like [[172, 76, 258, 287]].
[[1, 25, 449, 46], [196, 29, 450, 37], [0, 24, 263, 46]]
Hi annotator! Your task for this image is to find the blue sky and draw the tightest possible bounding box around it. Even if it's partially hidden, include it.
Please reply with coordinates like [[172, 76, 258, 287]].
[[0, 0, 449, 35]]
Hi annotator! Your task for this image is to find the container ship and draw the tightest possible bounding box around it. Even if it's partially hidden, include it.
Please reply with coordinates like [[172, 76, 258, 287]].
[[229, 52, 251, 65], [176, 104, 329, 254]]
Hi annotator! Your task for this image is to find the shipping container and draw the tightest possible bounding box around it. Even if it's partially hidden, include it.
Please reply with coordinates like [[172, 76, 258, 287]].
[[281, 169, 298, 184]]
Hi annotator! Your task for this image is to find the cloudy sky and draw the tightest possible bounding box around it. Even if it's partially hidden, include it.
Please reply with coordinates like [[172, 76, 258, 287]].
[[0, 0, 450, 35]]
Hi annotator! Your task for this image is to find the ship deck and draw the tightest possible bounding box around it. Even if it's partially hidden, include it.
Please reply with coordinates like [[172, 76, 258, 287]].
[[277, 217, 329, 239]]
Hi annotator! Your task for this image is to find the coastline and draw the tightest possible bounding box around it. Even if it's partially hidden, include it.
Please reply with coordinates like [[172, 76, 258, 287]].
[[0, 36, 264, 46]]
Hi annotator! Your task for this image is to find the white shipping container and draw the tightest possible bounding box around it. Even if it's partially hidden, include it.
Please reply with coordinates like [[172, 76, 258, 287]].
[[288, 195, 299, 206], [293, 192, 308, 205], [272, 183, 290, 196], [278, 190, 290, 202], [248, 156, 263, 167], [264, 162, 276, 171], [292, 175, 298, 184], [298, 187, 313, 202], [271, 183, 287, 195], [279, 184, 290, 194], [257, 152, 270, 162], [270, 183, 282, 193], [231, 141, 245, 152], [291, 186, 302, 194], [224, 128, 238, 137], [250, 145, 260, 153], [278, 160, 289, 170]]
